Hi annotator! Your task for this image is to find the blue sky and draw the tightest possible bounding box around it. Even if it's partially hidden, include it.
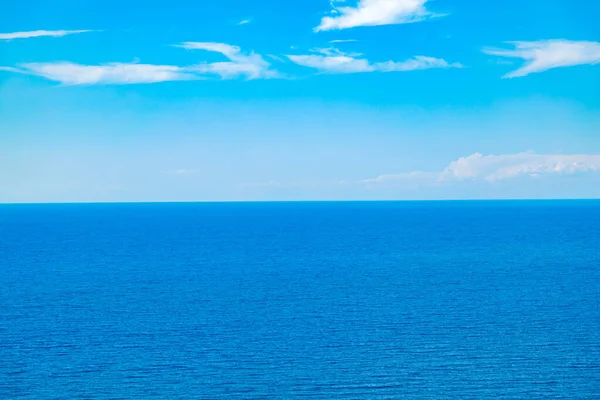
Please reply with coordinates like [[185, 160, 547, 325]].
[[1, 0, 599, 202]]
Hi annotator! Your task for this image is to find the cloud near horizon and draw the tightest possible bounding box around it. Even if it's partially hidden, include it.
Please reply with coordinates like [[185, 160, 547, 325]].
[[287, 47, 462, 74], [315, 0, 443, 32], [483, 39, 600, 78], [243, 152, 600, 189], [364, 152, 600, 185], [0, 30, 94, 40]]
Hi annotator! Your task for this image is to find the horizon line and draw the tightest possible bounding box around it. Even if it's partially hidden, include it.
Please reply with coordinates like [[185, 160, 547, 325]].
[[1, 198, 600, 205]]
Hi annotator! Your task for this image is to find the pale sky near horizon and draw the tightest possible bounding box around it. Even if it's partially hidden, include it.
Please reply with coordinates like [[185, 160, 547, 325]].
[[1, 0, 599, 202]]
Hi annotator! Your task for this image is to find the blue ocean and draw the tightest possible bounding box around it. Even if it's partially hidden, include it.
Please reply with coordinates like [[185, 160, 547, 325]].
[[1, 201, 599, 399]]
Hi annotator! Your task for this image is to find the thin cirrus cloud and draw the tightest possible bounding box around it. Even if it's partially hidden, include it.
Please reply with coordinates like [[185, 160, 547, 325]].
[[244, 152, 600, 192], [483, 39, 600, 78], [287, 47, 462, 74], [364, 152, 600, 185], [315, 0, 444, 32], [4, 62, 198, 85], [175, 41, 280, 79], [2, 42, 279, 85], [0, 29, 94, 40], [329, 39, 358, 43]]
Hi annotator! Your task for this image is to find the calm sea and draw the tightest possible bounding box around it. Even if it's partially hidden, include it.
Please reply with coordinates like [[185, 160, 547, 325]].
[[1, 201, 599, 399]]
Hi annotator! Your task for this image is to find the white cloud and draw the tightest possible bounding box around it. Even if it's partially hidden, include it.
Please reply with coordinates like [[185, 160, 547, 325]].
[[0, 30, 94, 40], [329, 39, 358, 43], [266, 54, 286, 63], [376, 56, 463, 71], [483, 39, 600, 78], [315, 0, 443, 32], [6, 62, 196, 85], [288, 51, 372, 74], [1, 42, 281, 84], [365, 152, 600, 185], [176, 41, 279, 79], [245, 153, 600, 194], [0, 66, 22, 73], [238, 19, 252, 25], [287, 48, 462, 74], [441, 152, 600, 182]]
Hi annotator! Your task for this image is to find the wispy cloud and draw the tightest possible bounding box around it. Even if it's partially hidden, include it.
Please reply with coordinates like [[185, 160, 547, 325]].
[[287, 47, 462, 74], [1, 42, 281, 84], [237, 19, 252, 25], [315, 0, 444, 32], [329, 39, 358, 43], [483, 39, 600, 78], [0, 66, 22, 73], [176, 42, 280, 79], [364, 152, 600, 185], [288, 48, 371, 73], [0, 30, 94, 40], [4, 62, 196, 85], [441, 152, 600, 182]]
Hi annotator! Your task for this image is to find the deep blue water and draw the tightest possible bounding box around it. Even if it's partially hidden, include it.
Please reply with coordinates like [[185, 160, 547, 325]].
[[1, 201, 600, 399]]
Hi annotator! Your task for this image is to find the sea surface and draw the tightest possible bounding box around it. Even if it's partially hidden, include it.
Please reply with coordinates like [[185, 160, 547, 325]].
[[1, 201, 599, 399]]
